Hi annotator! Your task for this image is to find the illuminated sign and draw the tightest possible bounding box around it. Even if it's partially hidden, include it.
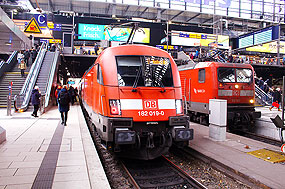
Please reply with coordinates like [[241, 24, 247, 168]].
[[238, 26, 279, 48], [246, 41, 285, 54], [239, 35, 253, 49], [78, 23, 150, 43], [171, 31, 229, 47]]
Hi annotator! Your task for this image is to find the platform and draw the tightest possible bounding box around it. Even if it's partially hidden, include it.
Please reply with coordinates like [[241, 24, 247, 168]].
[[255, 106, 284, 141], [0, 105, 110, 189], [190, 122, 285, 188]]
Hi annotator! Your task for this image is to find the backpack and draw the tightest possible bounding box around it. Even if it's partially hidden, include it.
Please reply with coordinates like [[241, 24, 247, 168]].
[[59, 91, 69, 105]]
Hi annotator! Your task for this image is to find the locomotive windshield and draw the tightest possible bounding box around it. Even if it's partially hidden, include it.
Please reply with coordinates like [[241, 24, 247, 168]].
[[116, 56, 173, 87], [218, 67, 252, 83]]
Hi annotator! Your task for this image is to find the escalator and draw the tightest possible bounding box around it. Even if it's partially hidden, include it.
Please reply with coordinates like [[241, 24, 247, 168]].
[[15, 43, 59, 112]]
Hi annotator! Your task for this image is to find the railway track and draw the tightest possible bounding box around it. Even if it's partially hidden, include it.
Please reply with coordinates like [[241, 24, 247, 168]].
[[234, 130, 283, 147], [121, 156, 207, 189]]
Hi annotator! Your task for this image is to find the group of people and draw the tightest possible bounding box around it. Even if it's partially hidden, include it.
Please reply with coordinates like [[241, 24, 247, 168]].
[[30, 84, 78, 126], [17, 48, 38, 77], [255, 77, 283, 111]]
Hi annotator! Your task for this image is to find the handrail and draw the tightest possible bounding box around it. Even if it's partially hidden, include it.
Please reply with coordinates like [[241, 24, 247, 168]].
[[44, 50, 59, 108], [6, 51, 17, 65], [0, 51, 17, 78], [15, 42, 47, 111], [255, 84, 272, 106]]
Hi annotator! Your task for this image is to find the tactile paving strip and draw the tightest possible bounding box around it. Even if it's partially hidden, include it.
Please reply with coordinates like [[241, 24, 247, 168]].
[[247, 148, 285, 163], [31, 122, 64, 188]]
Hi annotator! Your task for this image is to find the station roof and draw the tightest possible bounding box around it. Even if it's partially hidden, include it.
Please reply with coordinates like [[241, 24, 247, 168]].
[[28, 0, 277, 34]]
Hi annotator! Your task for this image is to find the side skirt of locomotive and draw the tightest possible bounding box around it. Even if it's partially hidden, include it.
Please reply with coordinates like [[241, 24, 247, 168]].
[[184, 101, 261, 131], [82, 100, 193, 160]]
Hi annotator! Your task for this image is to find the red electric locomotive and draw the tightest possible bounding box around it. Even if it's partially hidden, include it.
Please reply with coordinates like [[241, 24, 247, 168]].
[[179, 62, 261, 130], [80, 44, 193, 160]]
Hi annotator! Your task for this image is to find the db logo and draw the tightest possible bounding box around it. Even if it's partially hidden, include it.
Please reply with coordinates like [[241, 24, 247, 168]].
[[281, 144, 285, 153], [144, 100, 157, 109]]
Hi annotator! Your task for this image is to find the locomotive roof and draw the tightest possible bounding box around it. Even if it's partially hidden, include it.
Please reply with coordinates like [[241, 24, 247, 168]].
[[101, 44, 170, 57], [178, 61, 253, 71]]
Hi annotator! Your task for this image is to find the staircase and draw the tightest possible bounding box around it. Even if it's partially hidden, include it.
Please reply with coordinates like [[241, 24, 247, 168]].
[[0, 65, 30, 107]]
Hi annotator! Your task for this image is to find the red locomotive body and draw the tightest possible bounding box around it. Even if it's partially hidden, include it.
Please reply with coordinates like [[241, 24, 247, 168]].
[[179, 62, 261, 130], [81, 44, 193, 160]]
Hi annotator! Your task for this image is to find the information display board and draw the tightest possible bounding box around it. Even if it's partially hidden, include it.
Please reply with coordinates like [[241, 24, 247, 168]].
[[171, 31, 229, 47], [78, 23, 150, 43], [238, 26, 279, 48], [239, 35, 254, 49], [254, 29, 272, 45]]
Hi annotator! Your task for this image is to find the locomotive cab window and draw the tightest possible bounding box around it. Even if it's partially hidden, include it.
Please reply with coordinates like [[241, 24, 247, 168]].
[[116, 56, 173, 87], [198, 69, 205, 83], [97, 64, 104, 85], [218, 67, 253, 83], [236, 68, 252, 83]]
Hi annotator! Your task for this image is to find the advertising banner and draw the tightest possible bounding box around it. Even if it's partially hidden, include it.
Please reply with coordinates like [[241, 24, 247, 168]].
[[246, 41, 285, 54], [171, 30, 229, 47], [78, 23, 150, 43]]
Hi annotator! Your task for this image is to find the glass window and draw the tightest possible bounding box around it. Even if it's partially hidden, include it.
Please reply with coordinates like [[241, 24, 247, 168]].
[[236, 68, 252, 83], [97, 64, 104, 85], [218, 68, 235, 83], [116, 56, 173, 87], [198, 69, 205, 83]]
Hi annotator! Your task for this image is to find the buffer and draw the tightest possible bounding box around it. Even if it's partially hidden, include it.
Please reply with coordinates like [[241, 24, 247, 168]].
[[24, 17, 42, 34]]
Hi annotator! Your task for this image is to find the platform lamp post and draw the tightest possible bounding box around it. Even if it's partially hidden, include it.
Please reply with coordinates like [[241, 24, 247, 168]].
[[166, 21, 169, 53], [281, 76, 285, 124]]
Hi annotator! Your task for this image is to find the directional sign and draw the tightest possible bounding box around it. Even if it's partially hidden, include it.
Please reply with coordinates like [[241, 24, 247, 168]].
[[24, 17, 42, 34], [34, 14, 47, 27]]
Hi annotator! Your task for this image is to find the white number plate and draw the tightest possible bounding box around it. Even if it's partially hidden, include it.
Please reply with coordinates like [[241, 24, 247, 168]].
[[138, 110, 165, 117]]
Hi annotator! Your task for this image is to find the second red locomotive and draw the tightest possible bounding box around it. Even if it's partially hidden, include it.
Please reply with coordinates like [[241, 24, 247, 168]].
[[80, 44, 193, 160], [179, 62, 261, 130]]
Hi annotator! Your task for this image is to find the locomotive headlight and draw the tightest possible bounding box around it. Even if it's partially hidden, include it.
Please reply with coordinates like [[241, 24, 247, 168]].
[[234, 84, 239, 89], [250, 99, 254, 104], [175, 99, 183, 114], [109, 100, 121, 115]]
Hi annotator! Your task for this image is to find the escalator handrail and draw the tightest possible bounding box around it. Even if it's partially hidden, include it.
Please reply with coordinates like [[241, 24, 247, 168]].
[[0, 51, 17, 77], [5, 51, 17, 65], [255, 84, 272, 105], [16, 43, 47, 111], [44, 50, 59, 108]]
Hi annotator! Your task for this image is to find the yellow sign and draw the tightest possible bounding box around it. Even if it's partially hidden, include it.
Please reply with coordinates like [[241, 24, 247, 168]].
[[24, 17, 42, 34], [49, 39, 61, 44], [246, 41, 285, 54]]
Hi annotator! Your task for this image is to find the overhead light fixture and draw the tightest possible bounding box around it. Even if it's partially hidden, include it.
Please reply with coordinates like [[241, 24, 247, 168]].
[[5, 42, 12, 46]]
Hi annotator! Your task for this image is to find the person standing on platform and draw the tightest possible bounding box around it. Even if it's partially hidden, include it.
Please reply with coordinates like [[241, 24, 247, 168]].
[[24, 49, 30, 67], [57, 86, 71, 126], [31, 86, 41, 117], [270, 88, 281, 111], [68, 85, 75, 105], [18, 59, 26, 77], [94, 42, 99, 55]]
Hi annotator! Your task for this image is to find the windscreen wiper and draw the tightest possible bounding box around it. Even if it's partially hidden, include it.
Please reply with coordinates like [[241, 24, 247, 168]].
[[132, 66, 142, 92]]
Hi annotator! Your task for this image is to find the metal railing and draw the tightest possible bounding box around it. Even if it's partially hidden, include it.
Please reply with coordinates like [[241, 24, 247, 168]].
[[0, 51, 17, 78], [44, 50, 59, 109], [255, 84, 273, 106], [14, 43, 47, 111]]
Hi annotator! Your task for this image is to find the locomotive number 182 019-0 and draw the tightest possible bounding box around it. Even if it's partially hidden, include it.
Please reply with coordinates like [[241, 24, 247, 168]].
[[138, 110, 165, 116]]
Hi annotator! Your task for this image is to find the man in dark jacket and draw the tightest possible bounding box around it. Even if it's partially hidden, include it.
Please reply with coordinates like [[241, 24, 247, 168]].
[[24, 49, 30, 67], [270, 88, 281, 111], [57, 86, 71, 126], [31, 48, 37, 64], [31, 86, 41, 117]]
